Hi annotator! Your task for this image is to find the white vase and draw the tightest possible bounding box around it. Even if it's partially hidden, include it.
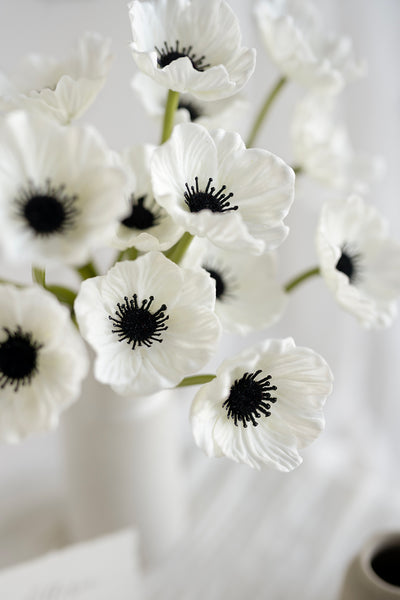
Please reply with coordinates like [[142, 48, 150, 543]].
[[60, 368, 188, 566], [339, 531, 400, 600]]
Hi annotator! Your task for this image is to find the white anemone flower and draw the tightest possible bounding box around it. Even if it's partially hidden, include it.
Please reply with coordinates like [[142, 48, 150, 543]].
[[0, 32, 113, 124], [0, 110, 126, 267], [112, 145, 184, 252], [316, 196, 400, 328], [0, 284, 88, 443], [292, 92, 385, 193], [191, 338, 333, 471], [183, 238, 287, 334], [128, 0, 256, 101], [151, 123, 295, 254], [74, 251, 222, 396], [131, 72, 248, 131], [254, 0, 365, 94]]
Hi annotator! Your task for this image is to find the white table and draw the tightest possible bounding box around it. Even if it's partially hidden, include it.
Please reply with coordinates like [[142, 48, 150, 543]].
[[1, 424, 399, 600]]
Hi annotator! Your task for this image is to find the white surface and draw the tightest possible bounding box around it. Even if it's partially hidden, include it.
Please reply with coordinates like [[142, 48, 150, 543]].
[[1, 1, 400, 598], [0, 530, 143, 600], [1, 419, 400, 600]]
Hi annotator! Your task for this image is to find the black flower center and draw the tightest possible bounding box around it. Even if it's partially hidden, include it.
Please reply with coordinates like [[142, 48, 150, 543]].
[[223, 370, 277, 427], [16, 178, 79, 236], [109, 295, 169, 350], [335, 244, 362, 283], [184, 177, 238, 214], [0, 326, 43, 391], [155, 41, 210, 71], [203, 261, 237, 302], [206, 268, 225, 299], [121, 195, 161, 230], [178, 99, 203, 121]]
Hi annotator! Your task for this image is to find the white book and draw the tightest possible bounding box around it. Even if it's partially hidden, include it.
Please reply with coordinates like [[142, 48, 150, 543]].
[[0, 529, 143, 600]]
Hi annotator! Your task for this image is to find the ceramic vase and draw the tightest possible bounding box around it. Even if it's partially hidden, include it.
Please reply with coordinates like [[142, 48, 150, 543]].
[[60, 368, 188, 565], [339, 531, 400, 600]]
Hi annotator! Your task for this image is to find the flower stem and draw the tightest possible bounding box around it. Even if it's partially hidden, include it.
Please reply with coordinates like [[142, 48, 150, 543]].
[[32, 266, 46, 287], [46, 285, 77, 309], [32, 266, 76, 310], [161, 89, 180, 144], [246, 75, 287, 148], [165, 232, 194, 264], [293, 164, 304, 176], [116, 247, 138, 262], [284, 266, 320, 293], [0, 278, 23, 287], [178, 374, 216, 387], [77, 261, 97, 280]]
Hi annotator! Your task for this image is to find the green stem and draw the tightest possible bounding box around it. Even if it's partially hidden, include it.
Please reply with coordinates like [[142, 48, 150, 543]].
[[77, 261, 97, 280], [45, 285, 77, 309], [178, 374, 216, 387], [293, 164, 304, 176], [116, 247, 138, 262], [32, 266, 46, 287], [246, 75, 287, 148], [5, 269, 76, 312], [284, 266, 320, 293], [161, 89, 180, 144], [32, 265, 76, 310], [165, 232, 194, 264], [0, 278, 23, 287]]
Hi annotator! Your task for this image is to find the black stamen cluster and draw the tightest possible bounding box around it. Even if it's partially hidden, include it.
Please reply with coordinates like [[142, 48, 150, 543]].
[[121, 195, 162, 230], [206, 268, 226, 299], [223, 370, 277, 427], [184, 177, 238, 214], [0, 326, 43, 391], [177, 99, 203, 122], [16, 178, 79, 236], [335, 243, 363, 283], [109, 294, 169, 350], [155, 40, 210, 71]]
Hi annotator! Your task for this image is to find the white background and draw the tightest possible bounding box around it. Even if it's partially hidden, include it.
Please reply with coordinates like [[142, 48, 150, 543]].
[[0, 1, 400, 598]]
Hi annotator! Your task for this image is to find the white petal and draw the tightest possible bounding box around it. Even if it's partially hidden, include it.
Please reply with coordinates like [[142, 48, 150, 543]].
[[129, 0, 255, 99], [112, 144, 184, 252], [75, 252, 221, 396], [0, 111, 126, 267], [152, 122, 218, 208], [190, 337, 333, 469], [254, 0, 364, 92], [316, 196, 400, 328], [0, 285, 88, 442], [1, 32, 112, 123]]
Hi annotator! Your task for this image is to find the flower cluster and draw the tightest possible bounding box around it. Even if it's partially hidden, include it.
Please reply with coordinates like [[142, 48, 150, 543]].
[[0, 0, 398, 471]]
